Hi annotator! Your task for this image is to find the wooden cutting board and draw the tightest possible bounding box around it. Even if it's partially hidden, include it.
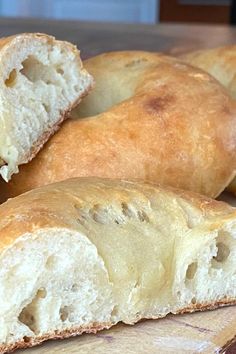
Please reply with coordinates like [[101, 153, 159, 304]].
[[17, 193, 236, 354], [17, 306, 236, 354]]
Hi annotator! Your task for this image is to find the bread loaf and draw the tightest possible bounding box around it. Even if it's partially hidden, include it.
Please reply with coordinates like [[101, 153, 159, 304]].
[[0, 177, 236, 353], [0, 33, 93, 181], [181, 46, 236, 195], [5, 51, 236, 199], [181, 46, 236, 99]]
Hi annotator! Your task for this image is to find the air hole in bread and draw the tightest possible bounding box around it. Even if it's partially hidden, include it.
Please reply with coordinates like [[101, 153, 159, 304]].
[[46, 255, 57, 269], [215, 242, 230, 262], [76, 214, 87, 226], [89, 204, 107, 224], [137, 210, 149, 223], [186, 262, 197, 280], [134, 279, 141, 289], [37, 288, 47, 298], [74, 205, 89, 226], [121, 202, 133, 217], [191, 297, 197, 304], [19, 288, 47, 333], [56, 68, 64, 75], [89, 204, 122, 225], [19, 307, 36, 333], [111, 305, 119, 317], [121, 203, 149, 223], [211, 242, 230, 268], [5, 69, 17, 87], [20, 56, 44, 83], [42, 103, 50, 113], [72, 283, 79, 292], [80, 203, 149, 225], [60, 306, 70, 322]]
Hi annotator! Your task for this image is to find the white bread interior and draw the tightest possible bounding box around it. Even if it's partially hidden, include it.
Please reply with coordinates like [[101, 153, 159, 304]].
[[0, 33, 93, 181], [0, 177, 236, 353]]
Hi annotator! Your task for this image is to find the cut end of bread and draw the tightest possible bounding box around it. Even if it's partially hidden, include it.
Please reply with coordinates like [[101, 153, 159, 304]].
[[0, 228, 114, 352], [0, 178, 236, 352], [0, 220, 236, 353], [0, 33, 93, 181]]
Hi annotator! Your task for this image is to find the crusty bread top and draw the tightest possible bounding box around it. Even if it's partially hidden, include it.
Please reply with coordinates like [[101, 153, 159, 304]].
[[5, 51, 236, 199], [0, 32, 79, 59], [181, 45, 236, 99], [181, 46, 236, 195], [1, 177, 235, 251]]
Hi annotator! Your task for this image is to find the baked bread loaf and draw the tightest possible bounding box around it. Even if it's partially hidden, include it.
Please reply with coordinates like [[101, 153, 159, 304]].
[[181, 46, 236, 195], [0, 33, 93, 181], [5, 51, 236, 199], [0, 177, 236, 353], [181, 46, 236, 99]]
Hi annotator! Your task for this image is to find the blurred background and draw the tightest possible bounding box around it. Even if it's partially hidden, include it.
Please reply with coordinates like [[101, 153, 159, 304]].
[[0, 0, 234, 25]]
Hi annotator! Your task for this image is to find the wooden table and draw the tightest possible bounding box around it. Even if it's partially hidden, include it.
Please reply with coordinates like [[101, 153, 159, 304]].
[[2, 17, 236, 353]]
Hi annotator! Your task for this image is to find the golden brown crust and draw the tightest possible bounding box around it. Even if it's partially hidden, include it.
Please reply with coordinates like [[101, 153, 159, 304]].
[[6, 51, 236, 199], [180, 45, 236, 100], [181, 46, 236, 196]]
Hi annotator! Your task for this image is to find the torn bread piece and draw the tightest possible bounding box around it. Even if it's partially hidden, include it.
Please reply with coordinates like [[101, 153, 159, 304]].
[[0, 177, 236, 353], [0, 32, 93, 181]]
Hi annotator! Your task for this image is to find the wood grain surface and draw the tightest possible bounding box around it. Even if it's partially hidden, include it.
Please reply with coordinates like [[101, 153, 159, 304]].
[[1, 17, 236, 353]]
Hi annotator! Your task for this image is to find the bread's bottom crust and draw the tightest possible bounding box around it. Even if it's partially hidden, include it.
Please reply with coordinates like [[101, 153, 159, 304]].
[[1, 298, 236, 353], [0, 322, 112, 354], [176, 297, 236, 315]]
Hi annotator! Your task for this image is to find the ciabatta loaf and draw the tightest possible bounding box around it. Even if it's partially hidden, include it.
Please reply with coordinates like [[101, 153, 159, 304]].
[[181, 46, 236, 195], [5, 51, 236, 199], [0, 33, 93, 181], [0, 177, 236, 353]]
